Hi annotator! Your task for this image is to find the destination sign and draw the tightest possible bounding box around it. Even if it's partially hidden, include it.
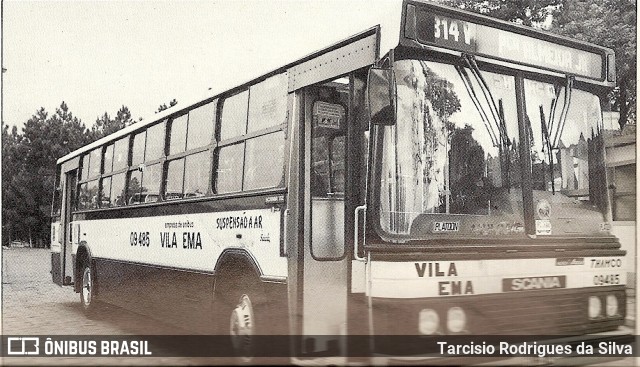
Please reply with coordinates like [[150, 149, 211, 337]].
[[416, 11, 477, 52], [407, 6, 605, 80]]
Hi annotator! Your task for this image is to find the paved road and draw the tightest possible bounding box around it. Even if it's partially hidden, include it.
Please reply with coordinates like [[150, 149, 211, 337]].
[[1, 247, 635, 366]]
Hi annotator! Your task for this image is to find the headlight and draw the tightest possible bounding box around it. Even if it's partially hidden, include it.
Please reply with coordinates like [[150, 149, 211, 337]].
[[606, 294, 619, 317], [588, 296, 602, 319], [447, 307, 467, 333], [418, 309, 439, 335]]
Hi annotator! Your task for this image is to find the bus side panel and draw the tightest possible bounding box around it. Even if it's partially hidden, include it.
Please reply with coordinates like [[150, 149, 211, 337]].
[[95, 259, 216, 334], [75, 199, 287, 331]]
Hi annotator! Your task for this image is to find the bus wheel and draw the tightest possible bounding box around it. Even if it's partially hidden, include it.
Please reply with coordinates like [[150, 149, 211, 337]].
[[216, 277, 265, 362], [230, 293, 256, 362], [80, 262, 98, 314]]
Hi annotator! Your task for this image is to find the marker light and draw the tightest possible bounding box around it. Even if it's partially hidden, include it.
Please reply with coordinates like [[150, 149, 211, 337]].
[[447, 307, 467, 333], [588, 296, 602, 319], [418, 309, 439, 335], [606, 294, 619, 317]]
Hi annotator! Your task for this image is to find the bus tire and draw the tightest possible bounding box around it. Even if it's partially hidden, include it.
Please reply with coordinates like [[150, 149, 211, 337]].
[[79, 261, 99, 316], [215, 275, 266, 363]]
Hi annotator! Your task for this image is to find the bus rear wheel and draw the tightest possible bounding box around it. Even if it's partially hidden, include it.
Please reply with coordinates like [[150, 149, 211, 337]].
[[215, 277, 265, 362], [229, 293, 257, 362], [80, 262, 99, 315]]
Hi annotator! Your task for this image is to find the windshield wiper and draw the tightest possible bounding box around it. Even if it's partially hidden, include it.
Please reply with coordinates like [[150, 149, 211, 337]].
[[498, 99, 511, 189], [459, 54, 512, 188], [455, 64, 499, 147], [536, 75, 574, 194], [552, 76, 574, 148], [463, 55, 510, 148], [539, 105, 555, 193]]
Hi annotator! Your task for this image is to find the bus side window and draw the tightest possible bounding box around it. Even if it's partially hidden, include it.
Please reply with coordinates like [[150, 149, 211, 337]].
[[187, 102, 216, 150], [127, 170, 142, 204], [215, 143, 244, 194], [220, 91, 249, 140], [243, 132, 286, 191]]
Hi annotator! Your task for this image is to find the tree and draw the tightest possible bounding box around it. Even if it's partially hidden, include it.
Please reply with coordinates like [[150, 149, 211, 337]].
[[156, 98, 178, 113], [3, 101, 139, 247], [551, 0, 636, 129], [2, 102, 93, 247], [91, 105, 135, 139], [443, 0, 561, 26], [2, 124, 27, 245]]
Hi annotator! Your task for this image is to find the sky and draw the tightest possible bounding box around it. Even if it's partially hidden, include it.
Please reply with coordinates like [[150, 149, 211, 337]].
[[2, 0, 395, 130]]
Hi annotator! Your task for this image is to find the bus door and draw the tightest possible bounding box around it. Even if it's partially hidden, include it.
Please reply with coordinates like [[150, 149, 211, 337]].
[[298, 81, 351, 358], [284, 30, 378, 360], [58, 166, 78, 286]]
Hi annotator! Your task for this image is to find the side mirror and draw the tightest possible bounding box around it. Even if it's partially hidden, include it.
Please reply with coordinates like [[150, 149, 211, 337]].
[[367, 67, 397, 126]]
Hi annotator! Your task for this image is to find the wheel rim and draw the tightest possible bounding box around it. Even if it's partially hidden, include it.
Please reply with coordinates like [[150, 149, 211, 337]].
[[82, 267, 92, 307], [229, 294, 254, 359]]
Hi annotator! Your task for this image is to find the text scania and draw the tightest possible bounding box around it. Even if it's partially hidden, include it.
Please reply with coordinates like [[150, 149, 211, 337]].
[[415, 262, 474, 296], [503, 275, 566, 292], [216, 215, 263, 230]]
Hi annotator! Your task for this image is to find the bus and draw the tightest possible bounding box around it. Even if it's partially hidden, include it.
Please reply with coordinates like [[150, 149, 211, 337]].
[[50, 0, 630, 364]]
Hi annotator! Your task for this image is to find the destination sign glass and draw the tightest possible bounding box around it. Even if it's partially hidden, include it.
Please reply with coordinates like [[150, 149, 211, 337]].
[[411, 8, 604, 80]]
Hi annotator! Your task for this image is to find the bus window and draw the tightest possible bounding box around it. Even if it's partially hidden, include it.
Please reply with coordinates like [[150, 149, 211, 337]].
[[88, 148, 102, 178], [379, 60, 522, 235], [78, 179, 99, 210], [220, 91, 249, 140], [243, 131, 285, 191], [524, 80, 609, 235], [140, 163, 162, 203], [145, 121, 166, 161], [103, 144, 114, 173], [215, 143, 244, 194], [51, 167, 62, 217], [248, 74, 288, 133], [312, 136, 331, 197], [100, 176, 111, 208], [187, 101, 216, 150], [131, 131, 146, 166], [51, 186, 62, 217], [169, 114, 188, 155], [165, 158, 185, 200], [126, 170, 142, 204], [109, 172, 126, 206], [113, 136, 129, 171], [310, 86, 348, 260], [330, 136, 345, 194], [311, 101, 346, 198], [184, 151, 210, 197]]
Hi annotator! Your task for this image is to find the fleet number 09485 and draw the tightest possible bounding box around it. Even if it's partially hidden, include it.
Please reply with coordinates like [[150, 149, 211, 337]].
[[130, 232, 150, 247], [593, 274, 620, 285]]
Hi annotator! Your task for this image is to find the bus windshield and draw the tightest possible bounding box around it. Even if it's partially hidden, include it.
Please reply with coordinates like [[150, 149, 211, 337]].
[[378, 59, 524, 237], [377, 59, 609, 238], [524, 79, 609, 236]]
